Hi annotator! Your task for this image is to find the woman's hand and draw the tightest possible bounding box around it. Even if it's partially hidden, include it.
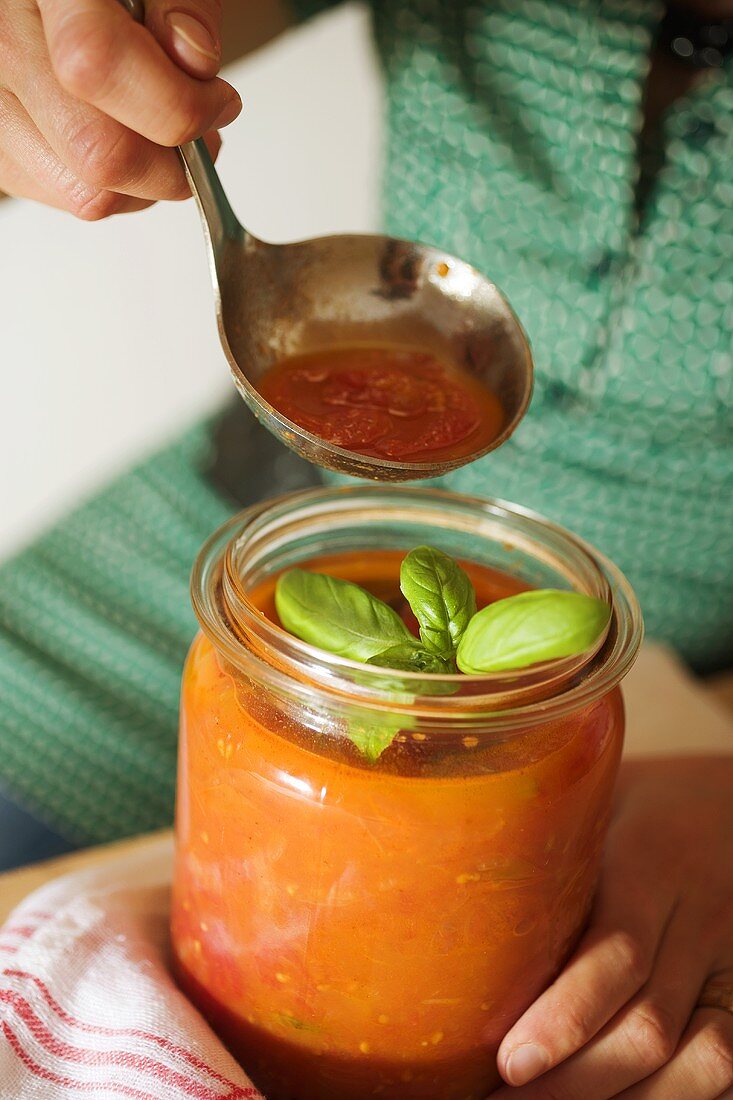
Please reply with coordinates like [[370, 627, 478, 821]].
[[0, 0, 241, 218], [494, 756, 733, 1098]]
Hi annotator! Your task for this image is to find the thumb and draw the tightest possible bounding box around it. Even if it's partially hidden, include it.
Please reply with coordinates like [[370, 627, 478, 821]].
[[144, 0, 223, 80]]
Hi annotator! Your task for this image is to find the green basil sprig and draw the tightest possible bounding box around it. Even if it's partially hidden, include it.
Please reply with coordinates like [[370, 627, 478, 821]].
[[275, 569, 423, 664], [275, 557, 611, 762], [399, 546, 476, 661], [275, 567, 457, 762], [456, 589, 611, 674]]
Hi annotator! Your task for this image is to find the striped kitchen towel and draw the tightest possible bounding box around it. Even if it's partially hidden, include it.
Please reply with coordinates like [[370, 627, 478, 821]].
[[0, 835, 261, 1099]]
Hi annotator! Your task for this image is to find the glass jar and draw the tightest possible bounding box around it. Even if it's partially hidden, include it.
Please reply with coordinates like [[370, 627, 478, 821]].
[[171, 486, 642, 1100]]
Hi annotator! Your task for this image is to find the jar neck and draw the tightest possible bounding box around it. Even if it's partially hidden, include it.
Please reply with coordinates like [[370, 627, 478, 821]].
[[192, 486, 643, 728]]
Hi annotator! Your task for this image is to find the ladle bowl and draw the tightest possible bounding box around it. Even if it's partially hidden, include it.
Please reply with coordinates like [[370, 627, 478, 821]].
[[120, 0, 534, 480]]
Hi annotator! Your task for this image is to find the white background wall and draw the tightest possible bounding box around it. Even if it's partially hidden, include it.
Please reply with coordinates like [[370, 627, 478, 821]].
[[0, 4, 380, 558]]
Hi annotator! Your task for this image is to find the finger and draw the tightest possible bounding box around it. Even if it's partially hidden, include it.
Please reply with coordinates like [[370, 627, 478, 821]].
[[497, 839, 677, 1087], [16, 62, 221, 202], [497, 914, 670, 1086], [0, 138, 80, 210], [619, 1008, 733, 1099], [144, 0, 224, 80], [0, 89, 152, 218], [0, 143, 152, 216], [38, 0, 241, 146], [492, 904, 712, 1099], [4, 1, 188, 202]]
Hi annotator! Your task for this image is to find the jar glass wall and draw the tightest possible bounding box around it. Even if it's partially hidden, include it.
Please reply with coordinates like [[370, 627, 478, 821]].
[[171, 486, 642, 1100]]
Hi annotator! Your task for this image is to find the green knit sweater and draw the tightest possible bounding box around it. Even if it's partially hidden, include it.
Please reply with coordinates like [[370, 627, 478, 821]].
[[0, 0, 730, 843], [302, 0, 733, 669]]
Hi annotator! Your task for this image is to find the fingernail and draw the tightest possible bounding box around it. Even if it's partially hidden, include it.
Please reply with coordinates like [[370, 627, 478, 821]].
[[504, 1043, 550, 1086], [166, 11, 220, 71], [211, 96, 242, 130]]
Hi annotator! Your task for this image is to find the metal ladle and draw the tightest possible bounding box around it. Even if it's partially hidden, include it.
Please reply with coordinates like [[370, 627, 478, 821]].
[[120, 0, 533, 481]]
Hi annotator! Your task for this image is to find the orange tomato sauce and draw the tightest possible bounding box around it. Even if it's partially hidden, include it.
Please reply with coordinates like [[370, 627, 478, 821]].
[[171, 552, 624, 1099], [256, 347, 505, 462]]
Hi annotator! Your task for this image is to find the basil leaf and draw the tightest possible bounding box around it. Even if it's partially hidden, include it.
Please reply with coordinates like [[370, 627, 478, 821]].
[[456, 589, 611, 673], [346, 711, 409, 763], [399, 546, 477, 658], [366, 646, 453, 674], [366, 646, 457, 692], [346, 668, 459, 759], [275, 569, 421, 663]]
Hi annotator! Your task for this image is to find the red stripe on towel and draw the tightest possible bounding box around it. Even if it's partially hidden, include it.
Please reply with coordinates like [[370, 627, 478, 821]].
[[1, 989, 230, 1099], [2, 1021, 162, 1099], [1, 972, 260, 1099]]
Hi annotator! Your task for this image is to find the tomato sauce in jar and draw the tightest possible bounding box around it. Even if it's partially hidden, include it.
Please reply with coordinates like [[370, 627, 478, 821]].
[[171, 489, 642, 1100], [257, 346, 505, 462]]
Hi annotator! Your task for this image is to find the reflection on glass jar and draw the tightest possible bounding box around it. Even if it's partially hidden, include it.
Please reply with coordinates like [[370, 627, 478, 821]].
[[171, 487, 642, 1100]]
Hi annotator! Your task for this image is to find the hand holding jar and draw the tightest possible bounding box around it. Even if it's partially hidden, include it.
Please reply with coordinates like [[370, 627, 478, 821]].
[[495, 755, 733, 1099]]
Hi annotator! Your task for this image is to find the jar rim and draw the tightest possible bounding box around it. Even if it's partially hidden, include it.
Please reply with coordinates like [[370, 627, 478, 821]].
[[191, 486, 643, 729]]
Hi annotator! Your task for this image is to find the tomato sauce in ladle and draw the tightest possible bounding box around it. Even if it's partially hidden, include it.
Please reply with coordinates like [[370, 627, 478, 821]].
[[258, 346, 506, 464]]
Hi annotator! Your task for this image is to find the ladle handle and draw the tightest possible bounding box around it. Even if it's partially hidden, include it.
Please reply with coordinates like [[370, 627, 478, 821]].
[[115, 0, 244, 261], [178, 139, 243, 259]]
